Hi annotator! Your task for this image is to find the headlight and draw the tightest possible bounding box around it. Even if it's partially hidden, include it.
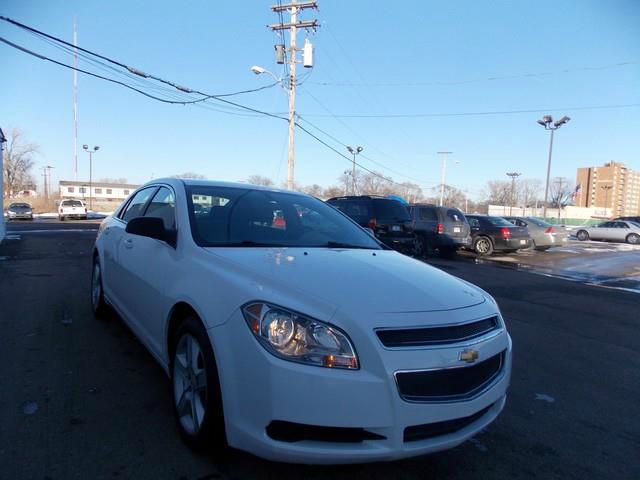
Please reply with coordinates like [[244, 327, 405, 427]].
[[242, 302, 359, 369]]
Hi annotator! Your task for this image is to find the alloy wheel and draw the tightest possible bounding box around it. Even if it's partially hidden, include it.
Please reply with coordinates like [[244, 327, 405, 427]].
[[173, 334, 209, 435], [91, 262, 102, 311]]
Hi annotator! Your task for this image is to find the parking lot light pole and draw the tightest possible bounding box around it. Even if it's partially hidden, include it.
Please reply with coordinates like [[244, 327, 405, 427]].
[[537, 115, 570, 219], [346, 146, 363, 195], [437, 151, 453, 207], [82, 145, 99, 211]]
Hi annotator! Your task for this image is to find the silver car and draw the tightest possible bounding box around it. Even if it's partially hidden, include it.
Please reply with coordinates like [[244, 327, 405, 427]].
[[576, 221, 640, 245], [503, 216, 568, 251]]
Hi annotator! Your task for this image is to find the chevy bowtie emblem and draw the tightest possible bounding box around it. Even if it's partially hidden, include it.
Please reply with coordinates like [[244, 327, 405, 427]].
[[459, 349, 480, 363]]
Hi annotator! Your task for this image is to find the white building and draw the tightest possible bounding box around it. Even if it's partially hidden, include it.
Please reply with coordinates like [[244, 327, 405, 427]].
[[59, 180, 140, 203]]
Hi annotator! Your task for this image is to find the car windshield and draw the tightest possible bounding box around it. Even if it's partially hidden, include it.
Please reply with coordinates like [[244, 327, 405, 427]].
[[372, 199, 411, 221], [63, 200, 84, 207], [486, 216, 515, 227], [9, 203, 30, 208], [187, 186, 382, 249]]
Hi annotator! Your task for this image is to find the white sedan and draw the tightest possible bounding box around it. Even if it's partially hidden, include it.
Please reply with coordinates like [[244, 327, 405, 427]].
[[576, 220, 640, 244], [91, 178, 512, 464]]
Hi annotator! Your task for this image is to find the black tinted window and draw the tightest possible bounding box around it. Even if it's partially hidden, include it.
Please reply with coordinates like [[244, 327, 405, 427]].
[[373, 199, 410, 221], [329, 200, 372, 224], [120, 187, 156, 222], [189, 187, 380, 249], [467, 217, 480, 228], [419, 207, 438, 221], [144, 187, 176, 229], [486, 216, 514, 227]]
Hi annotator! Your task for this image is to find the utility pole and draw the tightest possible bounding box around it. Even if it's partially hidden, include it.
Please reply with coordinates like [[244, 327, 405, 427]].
[[83, 145, 99, 211], [506, 172, 521, 216], [437, 151, 452, 206], [554, 177, 566, 222], [269, 1, 318, 191], [73, 17, 79, 181], [346, 146, 363, 195], [46, 165, 55, 202], [41, 167, 49, 201], [601, 184, 613, 217]]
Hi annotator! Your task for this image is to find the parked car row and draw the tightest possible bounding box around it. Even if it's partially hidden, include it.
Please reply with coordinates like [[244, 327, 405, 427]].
[[326, 195, 574, 256]]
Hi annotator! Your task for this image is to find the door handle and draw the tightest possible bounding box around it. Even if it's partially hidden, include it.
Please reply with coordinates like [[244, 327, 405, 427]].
[[124, 238, 134, 249]]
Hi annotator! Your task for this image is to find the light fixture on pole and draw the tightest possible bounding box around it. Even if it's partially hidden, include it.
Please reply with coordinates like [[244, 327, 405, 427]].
[[506, 172, 522, 216], [537, 115, 570, 219], [83, 144, 99, 211], [346, 146, 363, 195]]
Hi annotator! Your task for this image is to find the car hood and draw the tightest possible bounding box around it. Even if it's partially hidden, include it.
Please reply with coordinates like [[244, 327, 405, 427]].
[[203, 247, 486, 315]]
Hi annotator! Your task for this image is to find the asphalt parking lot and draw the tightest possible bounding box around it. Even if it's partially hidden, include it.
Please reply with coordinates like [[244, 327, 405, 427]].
[[1, 220, 639, 480]]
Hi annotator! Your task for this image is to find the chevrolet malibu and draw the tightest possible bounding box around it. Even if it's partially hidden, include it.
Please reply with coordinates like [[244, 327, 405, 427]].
[[91, 179, 512, 464]]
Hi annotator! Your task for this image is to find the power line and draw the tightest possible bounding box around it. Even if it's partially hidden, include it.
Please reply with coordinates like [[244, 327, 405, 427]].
[[307, 61, 640, 87], [299, 103, 640, 118]]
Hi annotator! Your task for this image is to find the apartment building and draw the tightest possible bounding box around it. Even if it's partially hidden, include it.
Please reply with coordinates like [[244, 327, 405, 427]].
[[576, 162, 640, 217], [59, 180, 140, 203]]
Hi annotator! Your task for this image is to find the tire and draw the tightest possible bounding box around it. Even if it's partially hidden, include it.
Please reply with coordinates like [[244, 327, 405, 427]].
[[627, 233, 640, 245], [576, 230, 589, 241], [412, 235, 426, 258], [439, 246, 457, 258], [91, 255, 108, 318], [473, 236, 494, 256], [60, 215, 66, 222], [171, 316, 226, 454], [535, 246, 552, 251]]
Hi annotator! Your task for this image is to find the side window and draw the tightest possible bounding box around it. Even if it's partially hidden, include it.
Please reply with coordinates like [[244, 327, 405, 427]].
[[600, 222, 613, 228], [616, 222, 628, 229], [120, 188, 156, 222], [419, 207, 438, 221], [143, 187, 176, 230], [446, 209, 464, 222], [468, 218, 480, 228], [517, 220, 527, 227]]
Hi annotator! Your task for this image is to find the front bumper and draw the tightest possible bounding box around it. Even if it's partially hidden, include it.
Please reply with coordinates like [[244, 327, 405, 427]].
[[209, 306, 512, 464], [8, 212, 33, 219]]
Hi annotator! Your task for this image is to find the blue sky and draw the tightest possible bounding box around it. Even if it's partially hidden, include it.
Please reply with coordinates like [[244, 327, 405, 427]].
[[1, 0, 639, 199]]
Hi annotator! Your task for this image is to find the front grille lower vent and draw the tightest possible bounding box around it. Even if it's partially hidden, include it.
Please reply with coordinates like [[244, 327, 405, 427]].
[[404, 403, 494, 442], [377, 316, 499, 348], [395, 350, 505, 402]]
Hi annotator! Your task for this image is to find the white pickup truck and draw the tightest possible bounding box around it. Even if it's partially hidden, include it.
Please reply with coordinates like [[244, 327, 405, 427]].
[[58, 199, 88, 221]]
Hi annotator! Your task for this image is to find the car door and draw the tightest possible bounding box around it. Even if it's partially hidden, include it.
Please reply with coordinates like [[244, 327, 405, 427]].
[[419, 206, 438, 241], [591, 222, 612, 240], [103, 186, 158, 307], [612, 222, 629, 242], [115, 186, 179, 357]]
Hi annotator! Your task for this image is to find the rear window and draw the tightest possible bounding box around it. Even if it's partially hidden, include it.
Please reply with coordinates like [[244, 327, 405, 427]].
[[62, 200, 83, 207], [419, 207, 438, 221], [329, 200, 372, 224], [486, 216, 514, 227], [446, 209, 466, 222], [525, 217, 551, 227], [372, 199, 410, 221]]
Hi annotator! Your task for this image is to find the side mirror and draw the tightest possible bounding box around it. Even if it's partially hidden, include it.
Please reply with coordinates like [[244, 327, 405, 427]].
[[125, 217, 176, 247]]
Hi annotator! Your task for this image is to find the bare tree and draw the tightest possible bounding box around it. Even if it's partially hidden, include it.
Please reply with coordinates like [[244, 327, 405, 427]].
[[3, 128, 38, 197], [549, 177, 574, 210], [518, 178, 542, 207], [246, 175, 274, 187], [483, 180, 511, 206], [173, 172, 207, 179], [322, 185, 343, 199], [98, 177, 128, 184], [430, 185, 466, 209], [302, 184, 323, 197]]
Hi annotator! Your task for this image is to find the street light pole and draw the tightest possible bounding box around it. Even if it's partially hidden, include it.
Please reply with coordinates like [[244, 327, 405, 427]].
[[506, 172, 521, 216], [437, 152, 452, 207], [537, 115, 570, 219], [82, 144, 99, 211], [346, 146, 363, 195]]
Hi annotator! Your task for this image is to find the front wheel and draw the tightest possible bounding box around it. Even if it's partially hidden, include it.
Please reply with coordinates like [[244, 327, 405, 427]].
[[91, 256, 108, 317], [473, 236, 494, 256], [576, 230, 589, 241], [627, 233, 640, 245], [171, 317, 226, 453]]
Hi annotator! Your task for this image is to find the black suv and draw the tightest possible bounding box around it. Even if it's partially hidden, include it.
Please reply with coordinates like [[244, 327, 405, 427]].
[[614, 216, 640, 223], [407, 204, 471, 256], [326, 196, 415, 254]]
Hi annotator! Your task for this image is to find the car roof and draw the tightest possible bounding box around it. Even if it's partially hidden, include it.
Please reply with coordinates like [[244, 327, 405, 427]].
[[327, 195, 392, 201], [139, 178, 308, 197]]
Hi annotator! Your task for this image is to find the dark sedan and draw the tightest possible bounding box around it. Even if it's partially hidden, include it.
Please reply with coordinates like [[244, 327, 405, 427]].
[[466, 214, 532, 255], [6, 202, 34, 221]]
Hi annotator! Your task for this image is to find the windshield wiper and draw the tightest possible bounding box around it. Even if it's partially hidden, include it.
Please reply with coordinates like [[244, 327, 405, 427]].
[[324, 241, 379, 250], [215, 241, 289, 247]]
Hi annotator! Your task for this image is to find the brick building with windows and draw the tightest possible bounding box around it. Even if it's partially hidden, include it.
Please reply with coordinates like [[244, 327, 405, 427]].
[[59, 180, 140, 203], [575, 162, 640, 217]]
